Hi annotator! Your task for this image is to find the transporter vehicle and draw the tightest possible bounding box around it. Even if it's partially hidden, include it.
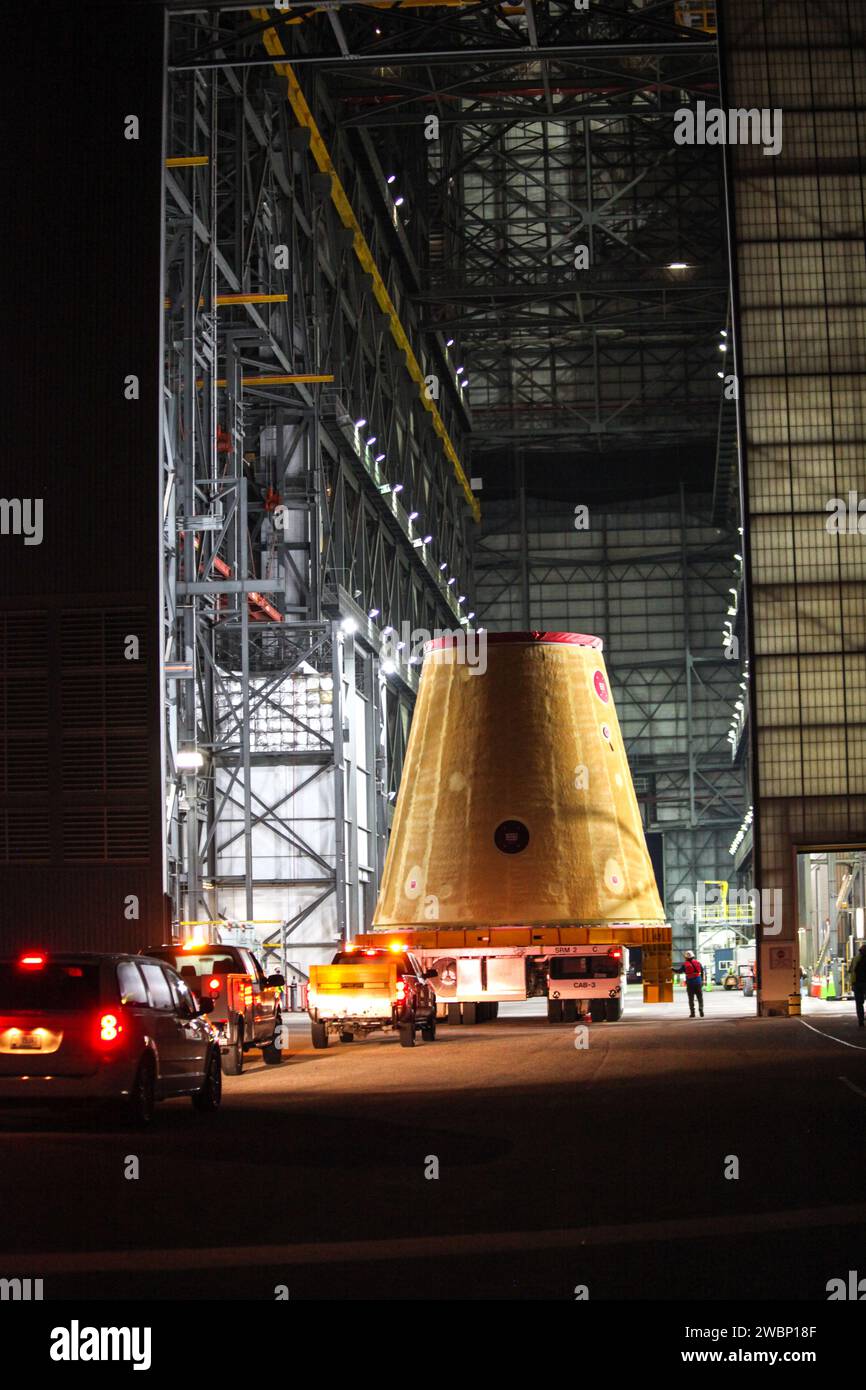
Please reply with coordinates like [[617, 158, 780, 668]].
[[307, 945, 437, 1048], [0, 950, 222, 1125], [142, 942, 285, 1074]]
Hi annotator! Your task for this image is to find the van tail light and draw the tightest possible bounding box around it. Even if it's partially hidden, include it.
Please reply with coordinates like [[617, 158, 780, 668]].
[[207, 976, 222, 994], [19, 952, 47, 970], [99, 1010, 124, 1044], [608, 948, 622, 959]]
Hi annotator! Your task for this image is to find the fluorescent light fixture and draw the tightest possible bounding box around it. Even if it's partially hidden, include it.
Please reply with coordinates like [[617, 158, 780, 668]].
[[667, 261, 689, 270]]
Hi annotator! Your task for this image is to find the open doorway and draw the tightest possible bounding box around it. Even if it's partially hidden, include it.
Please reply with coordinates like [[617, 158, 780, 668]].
[[797, 849, 866, 1002]]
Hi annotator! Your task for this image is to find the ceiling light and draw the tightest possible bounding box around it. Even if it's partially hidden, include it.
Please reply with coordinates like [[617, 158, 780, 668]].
[[448, 577, 456, 586], [456, 365, 465, 375], [458, 595, 465, 604], [446, 338, 454, 347], [668, 261, 689, 270], [368, 608, 380, 619], [340, 616, 358, 634], [408, 510, 419, 521], [392, 483, 403, 493], [423, 534, 432, 544], [394, 196, 405, 208], [354, 417, 367, 429], [386, 174, 396, 184], [375, 453, 385, 463]]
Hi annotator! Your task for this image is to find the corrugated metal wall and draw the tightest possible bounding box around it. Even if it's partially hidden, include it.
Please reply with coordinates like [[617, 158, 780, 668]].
[[723, 0, 866, 1010], [0, 4, 167, 952]]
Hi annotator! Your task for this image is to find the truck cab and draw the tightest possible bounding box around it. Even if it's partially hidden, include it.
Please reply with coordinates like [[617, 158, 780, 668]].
[[141, 943, 285, 1074], [546, 945, 625, 1023]]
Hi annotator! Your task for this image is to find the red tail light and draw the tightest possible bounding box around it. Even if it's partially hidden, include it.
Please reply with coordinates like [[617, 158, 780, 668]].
[[207, 976, 222, 994], [99, 1011, 123, 1043], [18, 952, 47, 970], [608, 948, 622, 959]]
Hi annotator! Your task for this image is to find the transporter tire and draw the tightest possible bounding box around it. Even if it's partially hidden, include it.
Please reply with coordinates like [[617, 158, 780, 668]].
[[462, 1001, 478, 1025], [311, 1020, 329, 1049], [589, 1001, 606, 1023], [222, 1024, 244, 1075], [398, 1020, 416, 1047], [421, 1015, 436, 1041], [489, 1002, 499, 1019], [562, 1001, 578, 1023], [339, 1031, 355, 1043], [605, 997, 622, 1022], [447, 1003, 462, 1024], [547, 999, 563, 1024]]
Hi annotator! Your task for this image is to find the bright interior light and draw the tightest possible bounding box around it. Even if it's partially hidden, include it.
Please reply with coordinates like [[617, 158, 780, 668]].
[[392, 483, 404, 493], [408, 511, 419, 521], [177, 748, 204, 771], [340, 616, 358, 634], [381, 659, 397, 676], [386, 174, 396, 184], [668, 261, 688, 270], [368, 608, 380, 618], [394, 196, 405, 207], [446, 337, 454, 347], [354, 417, 367, 429], [423, 534, 432, 544]]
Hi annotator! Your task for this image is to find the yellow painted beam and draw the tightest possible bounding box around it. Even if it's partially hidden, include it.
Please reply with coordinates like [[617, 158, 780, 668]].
[[249, 6, 480, 523], [165, 293, 288, 309], [165, 155, 209, 167], [216, 292, 288, 305]]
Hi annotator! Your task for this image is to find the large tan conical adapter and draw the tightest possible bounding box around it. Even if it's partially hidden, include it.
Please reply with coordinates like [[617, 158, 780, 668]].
[[374, 631, 665, 929]]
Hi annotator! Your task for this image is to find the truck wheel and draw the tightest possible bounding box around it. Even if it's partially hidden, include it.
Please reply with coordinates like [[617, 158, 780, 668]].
[[462, 1001, 478, 1025], [589, 1001, 606, 1023], [547, 999, 563, 1024], [605, 998, 622, 1022], [261, 1021, 284, 1065], [192, 1050, 222, 1112], [311, 1021, 329, 1049], [489, 1002, 499, 1019], [562, 1001, 578, 1023], [339, 1031, 355, 1043], [398, 1021, 416, 1047], [421, 1015, 436, 1041], [447, 1003, 462, 1025], [222, 1026, 244, 1075]]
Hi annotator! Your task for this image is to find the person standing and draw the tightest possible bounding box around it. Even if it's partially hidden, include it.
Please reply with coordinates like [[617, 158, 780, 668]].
[[682, 950, 705, 1018], [851, 943, 866, 1027]]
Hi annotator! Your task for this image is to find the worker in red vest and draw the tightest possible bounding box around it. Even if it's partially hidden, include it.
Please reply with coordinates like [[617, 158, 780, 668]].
[[682, 950, 705, 1017]]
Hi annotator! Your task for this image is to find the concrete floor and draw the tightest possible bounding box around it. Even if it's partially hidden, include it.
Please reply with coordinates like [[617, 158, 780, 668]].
[[2, 990, 866, 1299]]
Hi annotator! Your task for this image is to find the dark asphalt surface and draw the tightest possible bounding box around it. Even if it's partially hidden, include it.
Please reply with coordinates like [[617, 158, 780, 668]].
[[1, 991, 865, 1300]]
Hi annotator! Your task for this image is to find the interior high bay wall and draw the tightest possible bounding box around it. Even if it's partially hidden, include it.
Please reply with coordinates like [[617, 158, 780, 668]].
[[162, 9, 477, 974]]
